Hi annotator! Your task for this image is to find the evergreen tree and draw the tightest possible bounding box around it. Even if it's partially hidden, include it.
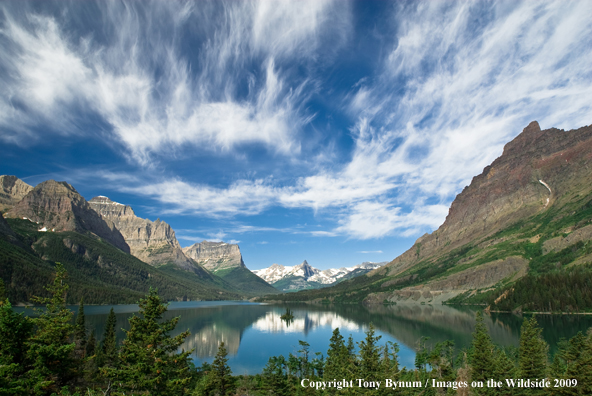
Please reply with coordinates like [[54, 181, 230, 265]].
[[358, 323, 382, 382], [100, 308, 118, 368], [345, 334, 358, 377], [0, 297, 33, 395], [197, 342, 234, 396], [85, 330, 96, 358], [552, 330, 592, 395], [298, 340, 311, 378], [73, 299, 86, 360], [325, 328, 348, 381], [25, 263, 77, 395], [377, 341, 401, 396], [518, 316, 548, 395], [469, 311, 496, 395], [494, 348, 516, 386], [111, 288, 192, 396]]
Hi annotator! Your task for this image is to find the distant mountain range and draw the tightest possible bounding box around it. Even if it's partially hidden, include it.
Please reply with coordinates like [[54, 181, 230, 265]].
[[0, 176, 281, 303], [253, 260, 387, 292]]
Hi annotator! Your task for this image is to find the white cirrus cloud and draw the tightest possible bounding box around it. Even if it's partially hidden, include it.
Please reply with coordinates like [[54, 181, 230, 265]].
[[0, 0, 350, 164]]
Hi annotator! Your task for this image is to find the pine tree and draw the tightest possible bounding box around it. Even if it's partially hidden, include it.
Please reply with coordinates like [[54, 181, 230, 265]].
[[25, 262, 77, 395], [518, 316, 548, 395], [100, 308, 118, 368], [111, 288, 192, 396], [378, 341, 401, 396], [358, 323, 382, 382], [0, 297, 33, 394], [325, 328, 348, 381], [197, 342, 235, 396], [469, 311, 496, 395], [85, 331, 96, 358], [73, 299, 86, 360], [345, 334, 358, 377]]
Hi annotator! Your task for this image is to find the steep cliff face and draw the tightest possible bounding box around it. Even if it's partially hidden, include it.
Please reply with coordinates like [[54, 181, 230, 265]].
[[379, 121, 592, 280], [182, 241, 245, 272], [88, 196, 203, 274], [183, 241, 279, 296], [5, 181, 130, 253], [0, 175, 33, 212]]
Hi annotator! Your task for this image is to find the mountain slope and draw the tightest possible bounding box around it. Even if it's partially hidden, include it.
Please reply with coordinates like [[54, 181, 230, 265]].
[[5, 180, 130, 253], [88, 196, 207, 276], [0, 175, 33, 213], [260, 121, 592, 309], [183, 241, 279, 296], [0, 217, 242, 304]]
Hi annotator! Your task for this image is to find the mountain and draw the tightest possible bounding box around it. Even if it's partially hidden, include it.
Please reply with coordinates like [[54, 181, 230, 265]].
[[88, 196, 206, 276], [183, 241, 279, 296], [5, 180, 130, 253], [254, 260, 387, 292], [0, 217, 242, 304], [0, 175, 33, 213], [261, 121, 592, 310]]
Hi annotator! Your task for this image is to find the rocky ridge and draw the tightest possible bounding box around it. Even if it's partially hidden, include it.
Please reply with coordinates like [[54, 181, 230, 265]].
[[183, 241, 245, 272], [88, 196, 203, 274], [367, 121, 592, 302], [5, 180, 130, 253], [183, 240, 279, 295], [0, 175, 33, 212]]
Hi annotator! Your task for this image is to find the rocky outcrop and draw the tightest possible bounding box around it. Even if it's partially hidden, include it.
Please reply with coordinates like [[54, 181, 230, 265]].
[[182, 241, 245, 272], [0, 175, 33, 212], [5, 181, 129, 253], [183, 240, 279, 295], [377, 122, 592, 280], [356, 121, 592, 303], [88, 196, 202, 274]]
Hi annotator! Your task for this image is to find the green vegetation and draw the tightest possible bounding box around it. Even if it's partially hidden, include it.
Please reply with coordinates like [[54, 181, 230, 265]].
[[211, 266, 280, 296], [1, 219, 243, 303], [280, 307, 294, 320], [2, 267, 592, 395]]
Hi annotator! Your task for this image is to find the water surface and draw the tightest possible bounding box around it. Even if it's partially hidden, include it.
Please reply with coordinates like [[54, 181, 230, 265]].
[[16, 302, 592, 374]]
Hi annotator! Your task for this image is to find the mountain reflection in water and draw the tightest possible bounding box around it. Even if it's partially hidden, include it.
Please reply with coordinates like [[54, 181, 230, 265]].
[[17, 301, 592, 374]]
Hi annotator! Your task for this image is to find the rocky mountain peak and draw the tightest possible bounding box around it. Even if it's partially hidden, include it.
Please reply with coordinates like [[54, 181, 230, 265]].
[[88, 197, 203, 274], [182, 240, 245, 272], [0, 175, 33, 212], [295, 260, 315, 278], [5, 180, 130, 253], [502, 120, 543, 157], [375, 121, 592, 281], [89, 196, 135, 218]]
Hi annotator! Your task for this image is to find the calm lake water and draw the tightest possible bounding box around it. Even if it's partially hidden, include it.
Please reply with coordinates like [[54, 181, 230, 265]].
[[15, 302, 592, 375]]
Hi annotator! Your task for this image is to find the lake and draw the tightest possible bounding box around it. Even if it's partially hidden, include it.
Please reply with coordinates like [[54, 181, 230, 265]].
[[15, 302, 592, 375]]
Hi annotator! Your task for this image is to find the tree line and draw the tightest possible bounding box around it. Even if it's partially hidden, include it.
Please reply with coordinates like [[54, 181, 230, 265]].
[[1, 265, 591, 395]]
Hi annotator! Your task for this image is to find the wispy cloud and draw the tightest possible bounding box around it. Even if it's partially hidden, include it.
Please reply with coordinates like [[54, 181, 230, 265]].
[[357, 250, 383, 254], [0, 1, 350, 164], [3, 1, 590, 242]]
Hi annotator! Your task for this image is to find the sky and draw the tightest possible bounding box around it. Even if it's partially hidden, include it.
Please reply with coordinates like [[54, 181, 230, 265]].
[[1, 1, 592, 270]]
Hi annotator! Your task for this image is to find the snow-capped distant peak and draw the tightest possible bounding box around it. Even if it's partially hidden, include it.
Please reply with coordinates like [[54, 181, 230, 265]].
[[254, 260, 388, 291]]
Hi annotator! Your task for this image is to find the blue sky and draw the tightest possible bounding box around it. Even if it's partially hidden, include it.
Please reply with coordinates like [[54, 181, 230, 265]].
[[1, 1, 591, 270]]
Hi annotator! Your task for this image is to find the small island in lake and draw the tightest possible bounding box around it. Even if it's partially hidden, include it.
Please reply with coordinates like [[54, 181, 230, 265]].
[[280, 307, 294, 321]]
